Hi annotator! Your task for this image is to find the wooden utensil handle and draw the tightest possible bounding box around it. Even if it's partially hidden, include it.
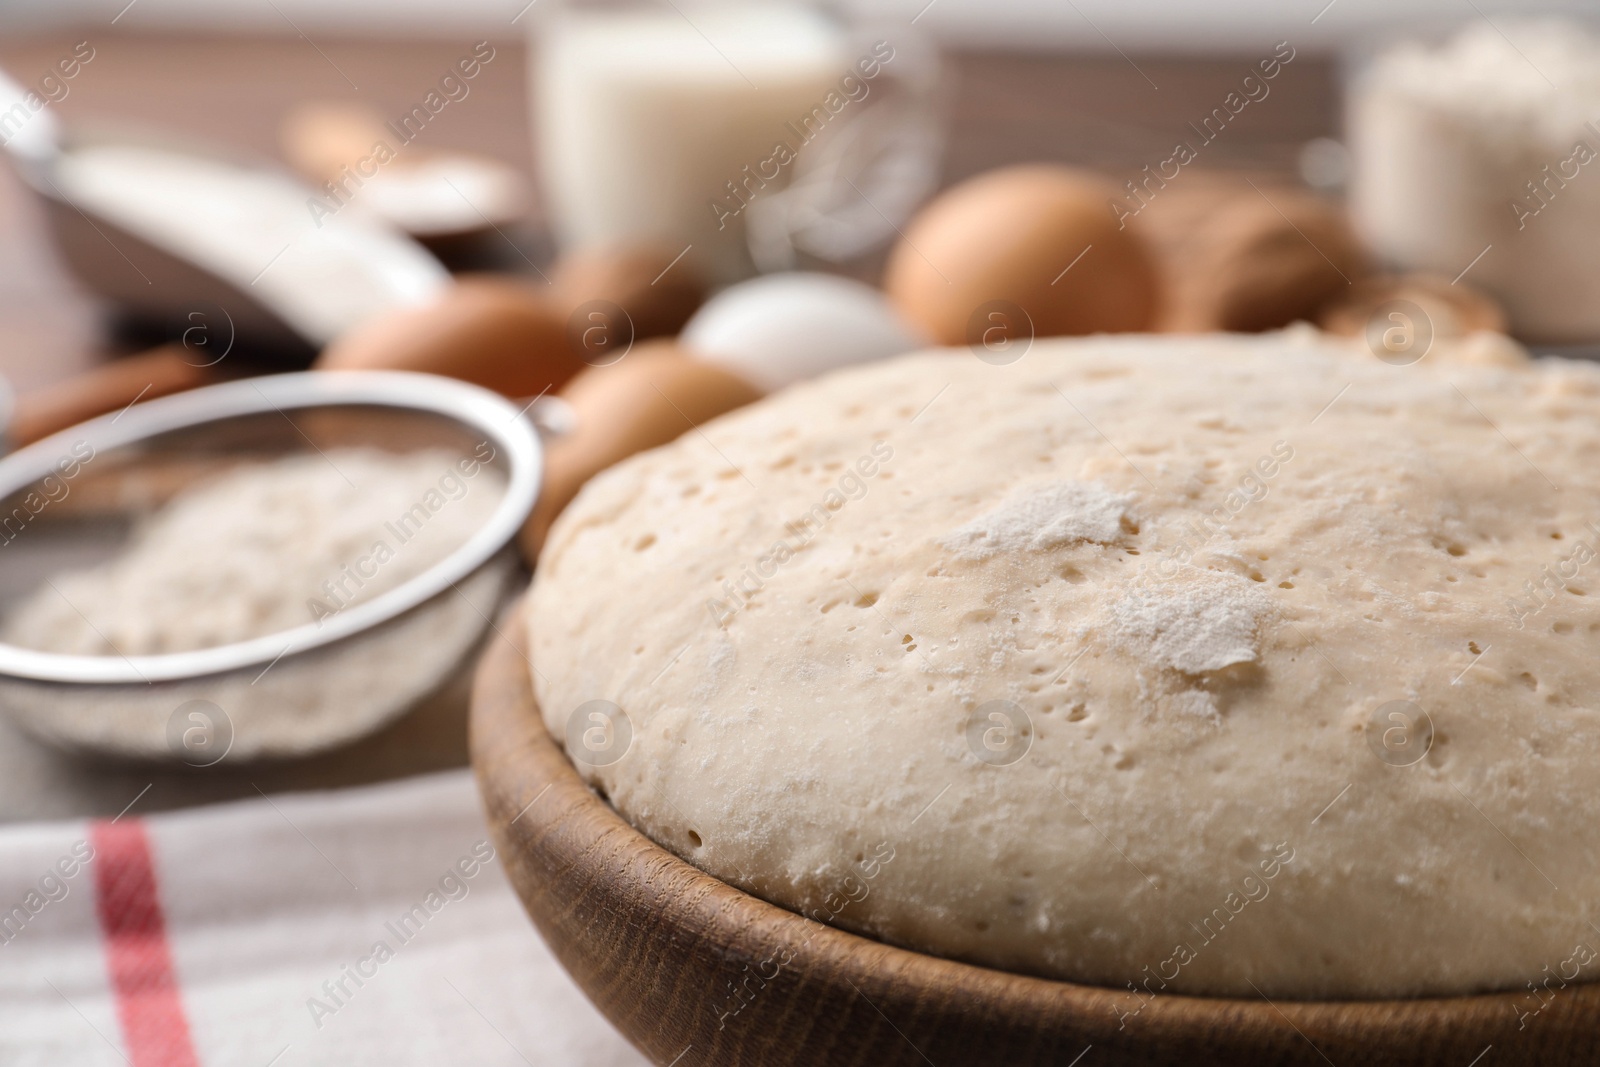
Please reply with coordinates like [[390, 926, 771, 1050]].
[[9, 345, 222, 448]]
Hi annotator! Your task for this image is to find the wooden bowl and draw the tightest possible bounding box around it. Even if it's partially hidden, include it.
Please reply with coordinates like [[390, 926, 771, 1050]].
[[470, 610, 1600, 1066]]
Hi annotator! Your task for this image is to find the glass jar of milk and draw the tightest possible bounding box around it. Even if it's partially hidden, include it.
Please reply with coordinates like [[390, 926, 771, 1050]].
[[533, 1, 931, 285]]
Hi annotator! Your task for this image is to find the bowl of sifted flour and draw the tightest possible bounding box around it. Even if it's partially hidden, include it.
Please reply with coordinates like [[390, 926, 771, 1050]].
[[0, 371, 541, 763]]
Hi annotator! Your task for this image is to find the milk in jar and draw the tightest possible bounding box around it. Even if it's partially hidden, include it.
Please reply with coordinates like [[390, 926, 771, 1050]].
[[536, 4, 849, 284]]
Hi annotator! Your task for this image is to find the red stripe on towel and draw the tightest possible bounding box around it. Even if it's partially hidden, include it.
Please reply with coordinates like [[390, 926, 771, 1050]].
[[90, 819, 201, 1067]]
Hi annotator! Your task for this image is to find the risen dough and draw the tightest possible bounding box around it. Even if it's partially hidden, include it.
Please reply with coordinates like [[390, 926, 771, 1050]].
[[528, 327, 1600, 998]]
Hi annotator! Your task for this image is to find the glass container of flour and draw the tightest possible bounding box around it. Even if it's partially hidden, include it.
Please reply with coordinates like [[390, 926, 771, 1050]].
[[1347, 19, 1600, 344], [0, 372, 541, 764], [531, 0, 942, 283]]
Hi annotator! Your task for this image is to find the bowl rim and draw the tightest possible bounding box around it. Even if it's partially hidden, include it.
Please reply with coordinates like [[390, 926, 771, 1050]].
[[0, 370, 541, 684]]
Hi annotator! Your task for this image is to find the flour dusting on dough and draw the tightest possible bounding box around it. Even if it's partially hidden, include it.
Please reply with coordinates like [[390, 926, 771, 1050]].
[[1109, 571, 1267, 674], [938, 480, 1132, 560], [1167, 688, 1222, 722]]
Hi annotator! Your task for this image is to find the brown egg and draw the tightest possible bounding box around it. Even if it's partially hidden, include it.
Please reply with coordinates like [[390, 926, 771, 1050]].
[[1156, 185, 1368, 333], [883, 165, 1159, 346], [1317, 273, 1507, 342], [280, 101, 389, 185], [520, 341, 763, 561], [551, 243, 708, 342], [281, 102, 528, 240], [316, 276, 583, 397]]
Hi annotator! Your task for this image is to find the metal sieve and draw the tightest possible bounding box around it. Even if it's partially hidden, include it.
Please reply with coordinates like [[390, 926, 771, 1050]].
[[0, 371, 542, 763]]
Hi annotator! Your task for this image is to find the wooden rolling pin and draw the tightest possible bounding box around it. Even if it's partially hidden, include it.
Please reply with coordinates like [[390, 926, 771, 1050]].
[[8, 345, 225, 448]]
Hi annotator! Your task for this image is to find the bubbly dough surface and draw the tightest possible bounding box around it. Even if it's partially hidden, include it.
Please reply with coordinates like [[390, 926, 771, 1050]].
[[528, 328, 1600, 998]]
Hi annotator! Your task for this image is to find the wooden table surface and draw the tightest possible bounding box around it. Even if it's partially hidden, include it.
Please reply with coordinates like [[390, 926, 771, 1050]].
[[0, 32, 1336, 821]]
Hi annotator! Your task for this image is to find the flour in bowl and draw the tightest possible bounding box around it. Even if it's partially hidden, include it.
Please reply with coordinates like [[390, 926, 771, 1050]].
[[1349, 20, 1600, 340], [3, 447, 504, 656]]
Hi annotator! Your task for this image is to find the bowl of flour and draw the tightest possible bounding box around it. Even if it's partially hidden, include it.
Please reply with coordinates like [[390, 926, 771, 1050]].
[[0, 371, 540, 763], [1348, 19, 1600, 344]]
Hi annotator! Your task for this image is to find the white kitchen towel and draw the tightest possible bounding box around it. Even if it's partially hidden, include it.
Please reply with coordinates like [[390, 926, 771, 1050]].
[[0, 769, 648, 1066]]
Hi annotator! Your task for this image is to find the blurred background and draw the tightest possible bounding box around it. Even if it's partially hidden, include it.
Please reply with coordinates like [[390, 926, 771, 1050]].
[[0, 0, 1590, 395], [4, 0, 1595, 46]]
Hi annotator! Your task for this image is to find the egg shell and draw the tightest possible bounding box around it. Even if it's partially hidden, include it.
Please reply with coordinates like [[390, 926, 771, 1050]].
[[283, 103, 527, 237], [883, 165, 1159, 345], [316, 275, 583, 398], [280, 101, 388, 184], [679, 272, 926, 392], [520, 341, 763, 561], [551, 243, 708, 342]]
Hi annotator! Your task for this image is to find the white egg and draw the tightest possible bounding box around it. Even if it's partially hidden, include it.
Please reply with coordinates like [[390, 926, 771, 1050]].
[[680, 272, 927, 391]]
